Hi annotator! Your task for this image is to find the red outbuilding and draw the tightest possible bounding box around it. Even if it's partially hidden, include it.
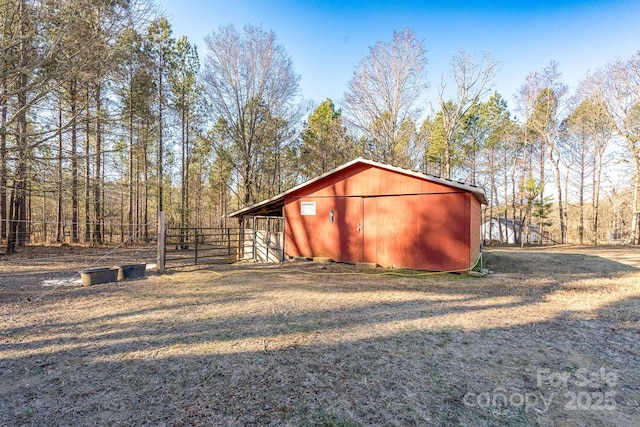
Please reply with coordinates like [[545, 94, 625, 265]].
[[227, 158, 487, 271]]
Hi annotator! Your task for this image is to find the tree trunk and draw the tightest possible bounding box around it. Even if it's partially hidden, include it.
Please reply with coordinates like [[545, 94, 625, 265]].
[[56, 93, 64, 242], [143, 138, 148, 239], [185, 112, 190, 228], [1, 69, 7, 240], [632, 166, 640, 245], [133, 130, 138, 236], [7, 82, 28, 253], [93, 82, 102, 243], [579, 136, 586, 245], [550, 144, 565, 244], [84, 83, 90, 242], [510, 148, 520, 245], [538, 138, 546, 242], [26, 175, 31, 243], [180, 101, 186, 239], [41, 184, 46, 244], [120, 187, 124, 243], [7, 0, 29, 254], [444, 135, 451, 180], [501, 147, 508, 243], [158, 52, 164, 213], [488, 145, 495, 242], [101, 149, 105, 240], [6, 187, 16, 254], [142, 117, 149, 239], [243, 160, 252, 205], [128, 84, 134, 241], [592, 142, 603, 245]]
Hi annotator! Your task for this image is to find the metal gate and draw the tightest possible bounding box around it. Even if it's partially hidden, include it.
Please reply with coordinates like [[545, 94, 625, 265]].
[[156, 214, 284, 270], [163, 226, 241, 269]]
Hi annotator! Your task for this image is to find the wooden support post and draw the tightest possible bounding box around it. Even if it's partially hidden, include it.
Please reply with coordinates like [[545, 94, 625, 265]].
[[266, 217, 271, 262], [238, 226, 242, 261], [253, 222, 257, 261], [157, 211, 165, 273], [227, 227, 231, 262]]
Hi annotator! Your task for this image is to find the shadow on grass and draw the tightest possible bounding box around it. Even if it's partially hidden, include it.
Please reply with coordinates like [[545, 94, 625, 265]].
[[1, 296, 638, 426], [1, 248, 639, 426], [483, 248, 640, 276]]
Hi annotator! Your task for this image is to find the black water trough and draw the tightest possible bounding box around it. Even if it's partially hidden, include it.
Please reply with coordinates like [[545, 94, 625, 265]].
[[80, 267, 119, 286], [117, 263, 147, 281]]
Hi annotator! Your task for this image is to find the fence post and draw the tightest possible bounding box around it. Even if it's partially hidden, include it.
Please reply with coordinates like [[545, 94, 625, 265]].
[[227, 227, 231, 262], [194, 228, 199, 265], [157, 211, 165, 273]]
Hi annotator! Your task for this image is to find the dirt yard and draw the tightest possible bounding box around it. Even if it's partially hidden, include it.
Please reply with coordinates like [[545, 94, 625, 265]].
[[1, 245, 639, 426]]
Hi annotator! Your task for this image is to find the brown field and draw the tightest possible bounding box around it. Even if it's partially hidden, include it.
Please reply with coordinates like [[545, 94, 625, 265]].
[[1, 245, 639, 426]]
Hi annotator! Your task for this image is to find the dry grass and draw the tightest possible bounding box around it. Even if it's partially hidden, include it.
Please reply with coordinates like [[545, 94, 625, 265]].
[[1, 245, 640, 426]]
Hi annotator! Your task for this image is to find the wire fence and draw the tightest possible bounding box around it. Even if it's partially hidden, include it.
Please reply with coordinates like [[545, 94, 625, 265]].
[[0, 219, 157, 247], [0, 215, 282, 296]]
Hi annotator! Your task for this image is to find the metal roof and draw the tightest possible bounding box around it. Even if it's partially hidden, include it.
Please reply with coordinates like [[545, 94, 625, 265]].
[[226, 157, 487, 218]]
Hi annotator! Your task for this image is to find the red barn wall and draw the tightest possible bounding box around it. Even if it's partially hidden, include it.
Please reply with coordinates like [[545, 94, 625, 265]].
[[283, 165, 481, 271], [469, 193, 482, 267]]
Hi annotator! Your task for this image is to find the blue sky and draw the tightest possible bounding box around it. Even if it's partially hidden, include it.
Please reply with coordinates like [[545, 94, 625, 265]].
[[157, 0, 640, 113]]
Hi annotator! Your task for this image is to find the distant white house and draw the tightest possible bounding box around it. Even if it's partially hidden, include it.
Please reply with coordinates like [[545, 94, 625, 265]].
[[482, 217, 541, 244]]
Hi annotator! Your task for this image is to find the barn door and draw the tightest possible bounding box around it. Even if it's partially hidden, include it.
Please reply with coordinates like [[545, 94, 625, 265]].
[[335, 196, 364, 263], [362, 197, 376, 264]]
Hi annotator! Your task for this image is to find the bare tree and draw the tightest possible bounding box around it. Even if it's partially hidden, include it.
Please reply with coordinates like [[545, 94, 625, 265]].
[[515, 62, 567, 242], [437, 50, 498, 179], [202, 24, 301, 206], [601, 52, 640, 243], [343, 28, 427, 167], [563, 85, 614, 244]]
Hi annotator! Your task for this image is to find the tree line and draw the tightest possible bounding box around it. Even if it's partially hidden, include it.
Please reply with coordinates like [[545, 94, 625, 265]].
[[1, 0, 639, 253]]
